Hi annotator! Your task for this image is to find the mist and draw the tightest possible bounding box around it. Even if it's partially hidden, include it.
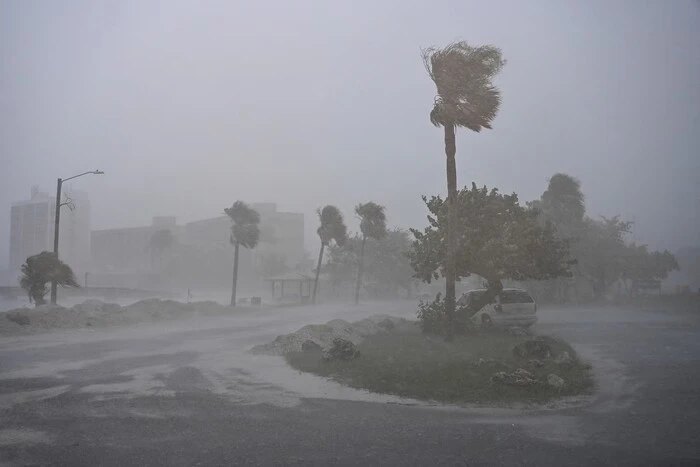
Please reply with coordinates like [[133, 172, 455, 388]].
[[1, 0, 698, 270]]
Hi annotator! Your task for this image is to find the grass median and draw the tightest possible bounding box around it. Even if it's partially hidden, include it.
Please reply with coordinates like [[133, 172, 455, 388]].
[[285, 322, 594, 404]]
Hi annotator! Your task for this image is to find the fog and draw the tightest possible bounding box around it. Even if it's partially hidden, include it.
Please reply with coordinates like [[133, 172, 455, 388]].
[[1, 0, 699, 270]]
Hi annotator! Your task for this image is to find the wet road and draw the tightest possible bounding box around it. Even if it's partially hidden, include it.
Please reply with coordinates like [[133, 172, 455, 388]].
[[1, 302, 699, 466]]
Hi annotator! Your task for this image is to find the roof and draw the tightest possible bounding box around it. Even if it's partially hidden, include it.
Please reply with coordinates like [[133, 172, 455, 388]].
[[264, 272, 314, 282]]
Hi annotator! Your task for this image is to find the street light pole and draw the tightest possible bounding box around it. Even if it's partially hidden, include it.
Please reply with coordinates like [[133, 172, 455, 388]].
[[50, 170, 104, 305], [50, 178, 63, 304]]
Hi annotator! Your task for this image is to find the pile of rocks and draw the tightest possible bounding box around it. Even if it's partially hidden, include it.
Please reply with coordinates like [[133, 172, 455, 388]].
[[250, 315, 407, 356]]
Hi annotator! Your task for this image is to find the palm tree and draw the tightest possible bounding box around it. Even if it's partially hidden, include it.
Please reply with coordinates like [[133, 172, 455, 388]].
[[149, 229, 175, 270], [313, 205, 347, 304], [422, 41, 505, 338], [354, 202, 387, 305], [20, 251, 79, 306], [224, 201, 260, 307]]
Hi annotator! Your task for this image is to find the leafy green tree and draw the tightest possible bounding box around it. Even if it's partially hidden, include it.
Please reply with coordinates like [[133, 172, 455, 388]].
[[621, 244, 679, 295], [422, 42, 506, 338], [224, 201, 260, 306], [313, 205, 347, 304], [408, 183, 572, 332], [354, 202, 387, 304], [326, 228, 414, 299], [20, 251, 79, 306]]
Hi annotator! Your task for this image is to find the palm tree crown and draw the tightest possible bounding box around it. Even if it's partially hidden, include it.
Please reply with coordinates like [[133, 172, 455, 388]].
[[422, 41, 505, 132], [356, 202, 387, 240], [317, 205, 348, 246], [225, 201, 261, 249]]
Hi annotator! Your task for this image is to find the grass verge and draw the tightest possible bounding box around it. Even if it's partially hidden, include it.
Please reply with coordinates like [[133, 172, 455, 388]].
[[285, 323, 594, 404]]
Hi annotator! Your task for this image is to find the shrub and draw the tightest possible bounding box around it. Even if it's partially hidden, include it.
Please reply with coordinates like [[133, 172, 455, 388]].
[[417, 293, 476, 335]]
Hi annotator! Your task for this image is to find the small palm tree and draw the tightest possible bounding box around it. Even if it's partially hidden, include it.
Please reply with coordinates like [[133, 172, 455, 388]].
[[20, 251, 79, 306], [422, 41, 505, 338], [224, 201, 260, 307], [149, 229, 175, 270], [313, 205, 347, 304], [354, 202, 387, 305]]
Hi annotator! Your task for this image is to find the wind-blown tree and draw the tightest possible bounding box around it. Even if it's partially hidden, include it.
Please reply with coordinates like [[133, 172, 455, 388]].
[[20, 251, 79, 306], [224, 201, 260, 307], [354, 202, 387, 304], [149, 229, 175, 270], [621, 244, 679, 295], [313, 205, 347, 304], [326, 228, 415, 299], [422, 41, 506, 338], [408, 184, 573, 334]]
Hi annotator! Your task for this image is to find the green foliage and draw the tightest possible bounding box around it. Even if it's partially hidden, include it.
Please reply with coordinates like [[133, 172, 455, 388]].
[[416, 293, 448, 334], [19, 251, 79, 306], [422, 41, 506, 131], [325, 228, 415, 297], [529, 173, 680, 301], [408, 183, 573, 284], [355, 202, 387, 241], [317, 205, 347, 246], [224, 201, 261, 249]]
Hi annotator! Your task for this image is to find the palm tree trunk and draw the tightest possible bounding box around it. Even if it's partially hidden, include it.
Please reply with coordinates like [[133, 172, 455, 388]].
[[312, 242, 325, 304], [354, 236, 367, 305], [230, 240, 240, 307], [444, 123, 457, 340]]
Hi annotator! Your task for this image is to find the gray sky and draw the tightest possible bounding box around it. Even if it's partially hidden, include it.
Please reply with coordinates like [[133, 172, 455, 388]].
[[2, 0, 699, 267]]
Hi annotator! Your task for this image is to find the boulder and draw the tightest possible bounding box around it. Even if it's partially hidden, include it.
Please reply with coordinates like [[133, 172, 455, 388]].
[[513, 338, 553, 360], [301, 340, 322, 352], [6, 312, 30, 326], [490, 368, 538, 387], [323, 338, 360, 361], [547, 373, 565, 389]]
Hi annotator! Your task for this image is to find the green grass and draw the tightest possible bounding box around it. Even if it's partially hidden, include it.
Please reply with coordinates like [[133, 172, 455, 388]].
[[285, 323, 594, 404]]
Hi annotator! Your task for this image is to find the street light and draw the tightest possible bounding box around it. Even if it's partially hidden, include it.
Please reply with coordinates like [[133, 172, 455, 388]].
[[50, 170, 104, 305]]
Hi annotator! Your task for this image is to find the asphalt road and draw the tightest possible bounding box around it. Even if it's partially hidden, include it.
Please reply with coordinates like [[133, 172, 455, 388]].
[[1, 301, 699, 466]]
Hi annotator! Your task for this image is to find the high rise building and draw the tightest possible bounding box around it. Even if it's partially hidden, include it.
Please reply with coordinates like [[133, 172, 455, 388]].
[[8, 187, 91, 281]]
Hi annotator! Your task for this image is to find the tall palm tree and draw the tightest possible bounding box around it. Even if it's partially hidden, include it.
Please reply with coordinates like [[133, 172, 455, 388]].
[[422, 41, 505, 338], [354, 202, 387, 305], [313, 205, 347, 304], [20, 251, 79, 306], [224, 201, 260, 307]]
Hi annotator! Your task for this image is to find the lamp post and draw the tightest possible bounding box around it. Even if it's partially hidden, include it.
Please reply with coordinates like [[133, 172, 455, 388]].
[[51, 170, 104, 305]]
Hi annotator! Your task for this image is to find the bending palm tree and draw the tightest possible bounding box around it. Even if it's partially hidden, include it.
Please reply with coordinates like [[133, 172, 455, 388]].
[[422, 41, 505, 338], [20, 251, 79, 306], [354, 202, 387, 305], [313, 205, 348, 304], [224, 201, 260, 307]]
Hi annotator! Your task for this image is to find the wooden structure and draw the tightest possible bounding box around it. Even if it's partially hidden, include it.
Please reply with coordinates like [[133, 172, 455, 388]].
[[265, 272, 314, 304]]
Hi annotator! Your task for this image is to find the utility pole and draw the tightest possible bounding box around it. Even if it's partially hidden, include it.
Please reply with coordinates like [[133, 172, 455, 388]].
[[50, 170, 104, 305]]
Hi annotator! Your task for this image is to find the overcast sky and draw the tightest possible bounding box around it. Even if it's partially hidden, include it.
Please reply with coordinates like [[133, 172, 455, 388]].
[[1, 0, 699, 267]]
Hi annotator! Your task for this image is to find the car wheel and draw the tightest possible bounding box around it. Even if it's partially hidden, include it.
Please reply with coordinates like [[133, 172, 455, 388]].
[[481, 314, 493, 326]]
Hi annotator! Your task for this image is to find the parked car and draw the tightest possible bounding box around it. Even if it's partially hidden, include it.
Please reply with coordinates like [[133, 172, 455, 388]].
[[457, 288, 538, 328]]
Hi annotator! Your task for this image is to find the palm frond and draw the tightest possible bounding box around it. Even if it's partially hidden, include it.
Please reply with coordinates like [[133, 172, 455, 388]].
[[422, 41, 505, 131], [317, 205, 348, 246], [225, 201, 261, 249], [355, 202, 387, 240]]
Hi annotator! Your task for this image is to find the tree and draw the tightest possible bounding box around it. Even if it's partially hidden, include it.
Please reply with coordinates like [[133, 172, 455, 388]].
[[20, 251, 79, 306], [422, 41, 506, 338], [575, 216, 631, 300], [326, 228, 415, 299], [149, 229, 175, 270], [408, 183, 572, 331], [313, 205, 347, 304], [621, 244, 679, 295], [354, 202, 387, 304], [224, 201, 260, 307]]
